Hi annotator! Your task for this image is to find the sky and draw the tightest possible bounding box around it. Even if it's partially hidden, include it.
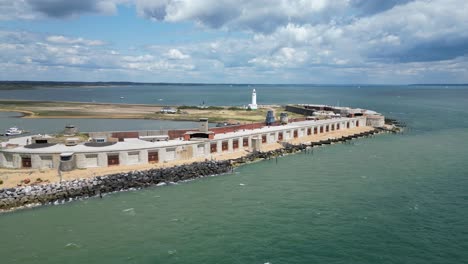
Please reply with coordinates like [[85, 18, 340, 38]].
[[0, 0, 467, 84]]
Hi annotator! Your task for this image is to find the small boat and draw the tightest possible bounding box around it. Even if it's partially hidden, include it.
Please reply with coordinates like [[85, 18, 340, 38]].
[[5, 127, 24, 136], [120, 96, 125, 99]]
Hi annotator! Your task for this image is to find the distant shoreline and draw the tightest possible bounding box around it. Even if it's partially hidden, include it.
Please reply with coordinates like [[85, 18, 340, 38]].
[[1, 80, 467, 91]]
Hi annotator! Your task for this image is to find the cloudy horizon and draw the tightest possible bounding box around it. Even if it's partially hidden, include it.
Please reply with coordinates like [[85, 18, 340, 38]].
[[0, 0, 467, 84]]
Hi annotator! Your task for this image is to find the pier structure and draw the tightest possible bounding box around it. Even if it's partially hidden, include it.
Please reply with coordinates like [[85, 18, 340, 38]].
[[0, 116, 367, 170]]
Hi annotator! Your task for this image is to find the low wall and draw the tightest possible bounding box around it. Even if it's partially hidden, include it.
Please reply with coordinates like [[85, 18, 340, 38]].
[[366, 115, 385, 127], [285, 105, 316, 116]]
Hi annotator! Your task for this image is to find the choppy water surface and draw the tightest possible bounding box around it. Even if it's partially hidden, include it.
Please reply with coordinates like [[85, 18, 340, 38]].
[[0, 85, 468, 264]]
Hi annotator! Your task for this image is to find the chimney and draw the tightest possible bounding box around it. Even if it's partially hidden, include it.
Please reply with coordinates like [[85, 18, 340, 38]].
[[199, 118, 209, 132]]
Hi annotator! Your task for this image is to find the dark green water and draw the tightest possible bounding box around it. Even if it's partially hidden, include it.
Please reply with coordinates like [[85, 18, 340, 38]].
[[1, 85, 468, 263]]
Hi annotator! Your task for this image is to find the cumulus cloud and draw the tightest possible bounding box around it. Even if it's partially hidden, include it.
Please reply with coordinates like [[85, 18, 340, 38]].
[[1, 0, 468, 83], [0, 30, 195, 81], [28, 0, 117, 17], [165, 49, 190, 60], [135, 0, 468, 64], [249, 47, 308, 68], [0, 0, 125, 19], [0, 1, 34, 20], [244, 0, 468, 65], [346, 0, 468, 62], [350, 0, 415, 16], [136, 0, 350, 33]]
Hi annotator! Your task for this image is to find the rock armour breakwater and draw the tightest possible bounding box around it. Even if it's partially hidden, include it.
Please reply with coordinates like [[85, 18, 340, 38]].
[[232, 128, 384, 163], [0, 128, 388, 211], [0, 161, 232, 211]]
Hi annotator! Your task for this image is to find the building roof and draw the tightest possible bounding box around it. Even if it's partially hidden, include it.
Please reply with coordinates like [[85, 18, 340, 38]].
[[1, 116, 367, 154], [213, 117, 361, 140], [2, 137, 200, 154]]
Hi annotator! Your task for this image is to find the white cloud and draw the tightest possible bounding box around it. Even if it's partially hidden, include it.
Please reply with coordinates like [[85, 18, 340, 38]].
[[165, 49, 190, 60], [1, 0, 468, 83], [122, 54, 155, 63], [0, 30, 196, 81], [249, 47, 308, 68], [136, 0, 349, 33], [46, 35, 106, 46]]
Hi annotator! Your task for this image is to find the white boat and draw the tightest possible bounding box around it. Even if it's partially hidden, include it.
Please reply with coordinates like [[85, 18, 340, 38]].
[[5, 127, 23, 136]]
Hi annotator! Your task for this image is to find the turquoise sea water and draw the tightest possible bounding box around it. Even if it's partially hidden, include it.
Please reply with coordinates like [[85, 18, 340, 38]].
[[0, 85, 468, 263]]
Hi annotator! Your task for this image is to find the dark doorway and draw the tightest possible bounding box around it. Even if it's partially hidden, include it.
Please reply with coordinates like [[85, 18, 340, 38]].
[[210, 143, 217, 153], [148, 152, 159, 163], [233, 139, 239, 149], [222, 141, 228, 151], [22, 157, 32, 168], [108, 155, 119, 166]]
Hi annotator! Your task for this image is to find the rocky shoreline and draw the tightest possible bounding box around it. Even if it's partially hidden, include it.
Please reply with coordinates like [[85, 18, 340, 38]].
[[0, 127, 394, 212], [0, 161, 233, 212]]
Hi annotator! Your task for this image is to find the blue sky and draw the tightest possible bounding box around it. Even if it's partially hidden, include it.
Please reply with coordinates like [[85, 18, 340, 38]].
[[0, 0, 467, 84]]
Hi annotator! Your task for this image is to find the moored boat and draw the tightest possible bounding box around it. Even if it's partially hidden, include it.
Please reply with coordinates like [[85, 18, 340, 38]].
[[3, 127, 27, 136]]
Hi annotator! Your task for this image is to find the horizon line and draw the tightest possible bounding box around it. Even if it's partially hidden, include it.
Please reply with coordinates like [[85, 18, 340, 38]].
[[1, 80, 467, 86]]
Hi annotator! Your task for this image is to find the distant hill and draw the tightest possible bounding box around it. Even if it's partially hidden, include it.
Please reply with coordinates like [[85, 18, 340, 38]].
[[1, 81, 466, 90], [0, 81, 241, 90], [408, 84, 468, 86], [0, 81, 167, 90]]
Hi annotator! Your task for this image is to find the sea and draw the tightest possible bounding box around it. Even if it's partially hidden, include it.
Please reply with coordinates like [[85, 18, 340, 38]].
[[0, 84, 467, 264]]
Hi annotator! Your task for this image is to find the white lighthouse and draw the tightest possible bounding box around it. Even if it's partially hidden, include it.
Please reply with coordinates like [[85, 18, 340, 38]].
[[248, 89, 258, 110]]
